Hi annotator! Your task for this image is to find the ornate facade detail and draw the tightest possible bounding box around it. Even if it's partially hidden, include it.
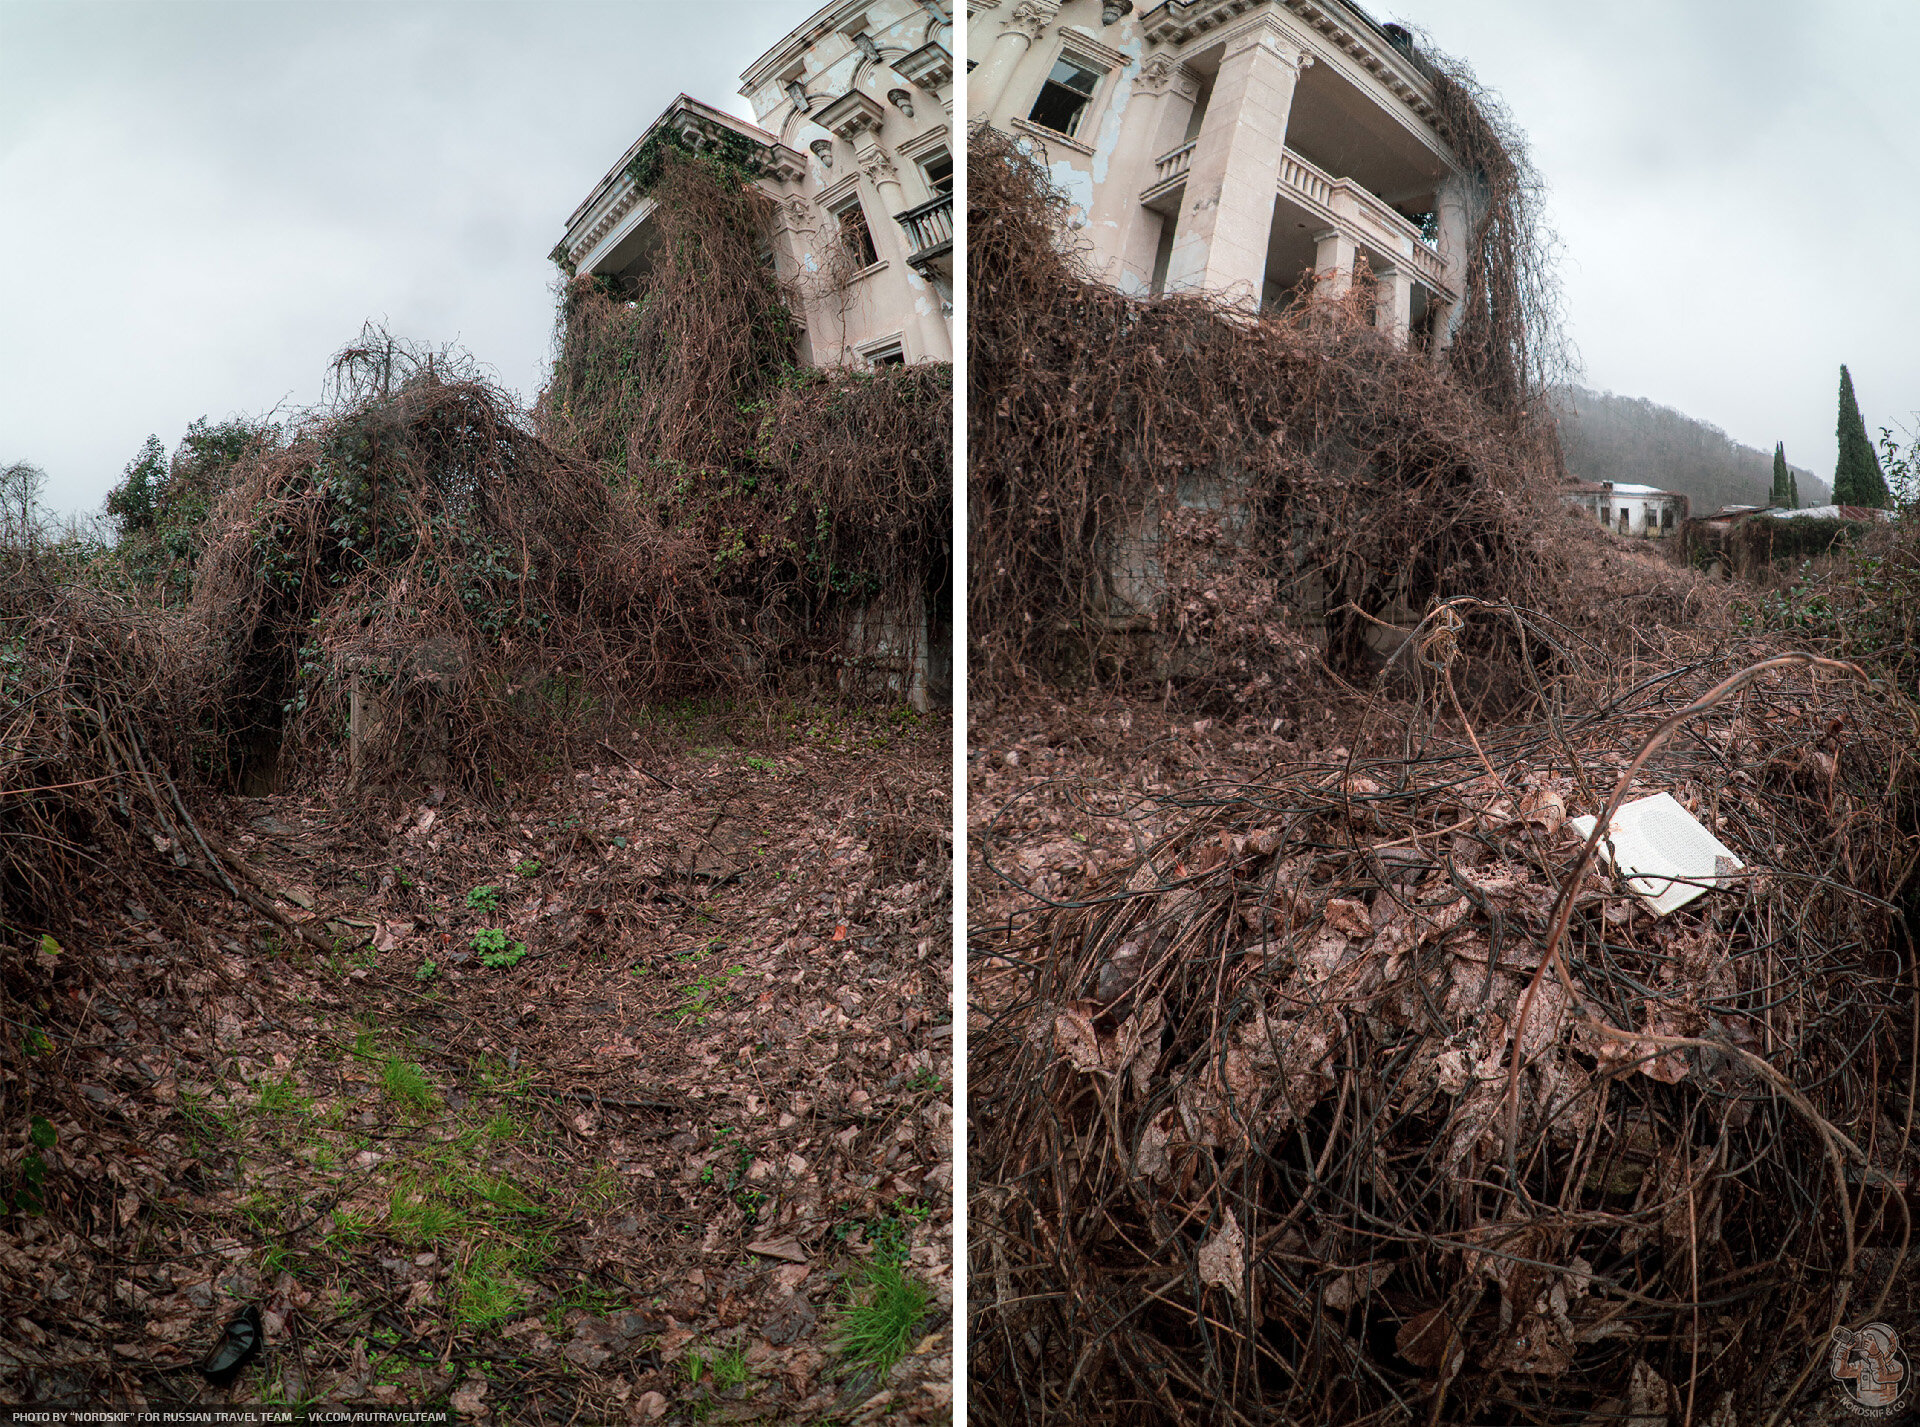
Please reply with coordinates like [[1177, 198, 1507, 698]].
[[858, 146, 901, 187], [1135, 55, 1202, 103], [815, 87, 889, 141], [894, 40, 953, 90], [1003, 0, 1060, 43], [777, 193, 815, 231]]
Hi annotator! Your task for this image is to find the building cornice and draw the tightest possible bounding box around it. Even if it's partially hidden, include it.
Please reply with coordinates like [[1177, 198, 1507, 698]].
[[1053, 24, 1133, 70], [739, 0, 947, 95], [1143, 0, 1449, 139], [557, 96, 804, 272]]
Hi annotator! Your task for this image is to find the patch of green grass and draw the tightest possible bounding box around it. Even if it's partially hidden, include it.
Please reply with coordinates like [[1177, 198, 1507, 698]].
[[387, 1179, 472, 1245], [178, 1089, 238, 1150], [326, 1209, 373, 1250], [381, 1056, 439, 1116], [465, 884, 501, 913], [580, 1164, 623, 1212], [708, 1344, 749, 1389], [834, 1261, 929, 1378], [256, 1072, 309, 1116], [453, 1241, 527, 1327], [743, 755, 775, 773], [468, 1170, 538, 1216]]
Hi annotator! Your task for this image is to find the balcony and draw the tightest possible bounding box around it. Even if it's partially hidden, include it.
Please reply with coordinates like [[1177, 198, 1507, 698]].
[[1140, 140, 1454, 300], [896, 191, 953, 274]]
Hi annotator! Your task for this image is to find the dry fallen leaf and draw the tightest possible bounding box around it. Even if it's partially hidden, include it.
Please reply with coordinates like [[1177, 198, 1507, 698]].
[[1324, 897, 1372, 939], [1196, 1217, 1247, 1305], [747, 1237, 809, 1264]]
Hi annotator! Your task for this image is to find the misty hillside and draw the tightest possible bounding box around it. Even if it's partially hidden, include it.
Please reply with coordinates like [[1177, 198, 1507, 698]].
[[1554, 386, 1830, 515]]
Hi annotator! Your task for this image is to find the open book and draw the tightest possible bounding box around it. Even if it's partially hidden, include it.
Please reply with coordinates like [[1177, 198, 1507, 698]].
[[1566, 791, 1744, 917]]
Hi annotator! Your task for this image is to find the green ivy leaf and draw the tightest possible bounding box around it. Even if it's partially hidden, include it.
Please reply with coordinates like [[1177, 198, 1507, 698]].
[[29, 1116, 56, 1149]]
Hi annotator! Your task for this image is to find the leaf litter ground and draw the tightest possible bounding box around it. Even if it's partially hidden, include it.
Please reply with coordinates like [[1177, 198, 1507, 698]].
[[4, 707, 952, 1424]]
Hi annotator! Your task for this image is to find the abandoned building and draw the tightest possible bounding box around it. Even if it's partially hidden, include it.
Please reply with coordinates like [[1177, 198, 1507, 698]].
[[1563, 480, 1686, 538], [969, 0, 1469, 348], [555, 0, 954, 368]]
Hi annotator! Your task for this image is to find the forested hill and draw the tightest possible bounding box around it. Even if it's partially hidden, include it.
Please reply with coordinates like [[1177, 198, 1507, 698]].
[[1554, 386, 1830, 513]]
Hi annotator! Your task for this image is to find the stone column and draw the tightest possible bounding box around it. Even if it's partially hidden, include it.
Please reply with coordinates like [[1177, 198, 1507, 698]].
[[1087, 54, 1198, 293], [1424, 296, 1455, 368], [1431, 170, 1482, 358], [771, 194, 821, 366], [861, 147, 953, 362], [1374, 264, 1412, 346], [1311, 228, 1356, 300], [1162, 16, 1311, 308], [968, 0, 1058, 122]]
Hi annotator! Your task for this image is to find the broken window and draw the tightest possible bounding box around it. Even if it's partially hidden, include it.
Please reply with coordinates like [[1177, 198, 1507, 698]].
[[1028, 56, 1103, 138], [919, 151, 953, 197], [834, 198, 880, 269]]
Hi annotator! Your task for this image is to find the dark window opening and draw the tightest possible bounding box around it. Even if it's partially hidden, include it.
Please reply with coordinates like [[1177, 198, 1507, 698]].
[[920, 152, 953, 195], [835, 201, 879, 268], [1028, 57, 1102, 137], [872, 348, 907, 367], [1661, 507, 1675, 529]]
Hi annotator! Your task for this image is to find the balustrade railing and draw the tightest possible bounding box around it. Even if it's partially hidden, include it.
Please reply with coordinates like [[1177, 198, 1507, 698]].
[[1140, 139, 1454, 297], [896, 192, 953, 262]]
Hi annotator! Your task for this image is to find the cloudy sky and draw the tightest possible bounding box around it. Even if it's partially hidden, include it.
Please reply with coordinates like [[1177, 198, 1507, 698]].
[[1380, 0, 1920, 487], [0, 1, 804, 517], [6, 3, 1917, 518]]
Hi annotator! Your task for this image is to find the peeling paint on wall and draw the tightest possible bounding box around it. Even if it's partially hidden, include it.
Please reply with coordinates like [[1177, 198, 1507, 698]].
[[1048, 160, 1095, 230]]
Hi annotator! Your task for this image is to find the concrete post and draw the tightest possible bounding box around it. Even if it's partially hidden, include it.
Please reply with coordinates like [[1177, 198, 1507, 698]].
[[1311, 228, 1356, 301], [1433, 171, 1482, 358], [1089, 55, 1200, 293], [968, 0, 1058, 122], [860, 147, 953, 362], [1424, 296, 1454, 368], [771, 194, 820, 366], [1162, 17, 1310, 308], [1374, 264, 1412, 346]]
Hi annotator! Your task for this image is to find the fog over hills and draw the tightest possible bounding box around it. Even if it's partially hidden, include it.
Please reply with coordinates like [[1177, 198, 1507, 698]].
[[1554, 386, 1831, 515]]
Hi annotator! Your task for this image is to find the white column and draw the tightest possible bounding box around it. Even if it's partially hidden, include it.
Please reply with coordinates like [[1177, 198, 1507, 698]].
[[1311, 228, 1356, 301], [1162, 17, 1311, 308], [967, 0, 1058, 122], [1374, 265, 1412, 346], [771, 194, 820, 366], [1087, 54, 1198, 292]]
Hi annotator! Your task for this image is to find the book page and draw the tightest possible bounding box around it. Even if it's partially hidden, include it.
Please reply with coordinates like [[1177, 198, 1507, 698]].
[[1567, 792, 1744, 916]]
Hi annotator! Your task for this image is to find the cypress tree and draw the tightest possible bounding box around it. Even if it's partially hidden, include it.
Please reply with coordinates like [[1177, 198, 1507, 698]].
[[1834, 365, 1890, 508], [1770, 442, 1791, 507], [1789, 468, 1799, 508]]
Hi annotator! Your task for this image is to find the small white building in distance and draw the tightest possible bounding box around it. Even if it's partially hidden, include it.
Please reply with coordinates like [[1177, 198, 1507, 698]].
[[1564, 480, 1686, 538]]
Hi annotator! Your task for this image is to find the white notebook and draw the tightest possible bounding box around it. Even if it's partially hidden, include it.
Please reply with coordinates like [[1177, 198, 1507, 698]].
[[1566, 791, 1744, 916]]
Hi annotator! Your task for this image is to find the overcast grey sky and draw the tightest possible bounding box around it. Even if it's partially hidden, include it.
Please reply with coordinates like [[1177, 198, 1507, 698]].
[[1380, 0, 1920, 486], [6, 3, 1917, 519], [0, 1, 802, 517]]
